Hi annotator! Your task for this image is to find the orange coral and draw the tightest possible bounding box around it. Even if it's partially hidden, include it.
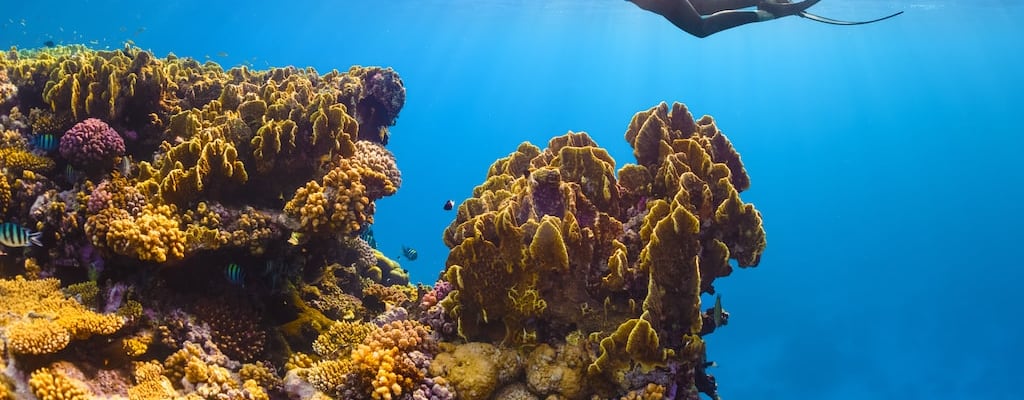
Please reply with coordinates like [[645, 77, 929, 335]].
[[338, 320, 433, 400], [352, 140, 401, 198], [28, 367, 92, 400], [98, 204, 186, 262], [284, 158, 375, 236], [0, 277, 124, 355]]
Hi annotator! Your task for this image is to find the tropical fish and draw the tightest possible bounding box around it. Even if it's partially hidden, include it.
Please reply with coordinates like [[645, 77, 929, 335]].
[[400, 245, 418, 261], [117, 155, 133, 177], [443, 199, 454, 211], [712, 294, 724, 327], [224, 262, 245, 286], [63, 164, 82, 184], [30, 133, 58, 152], [0, 222, 43, 247], [43, 40, 55, 48], [360, 227, 377, 249]]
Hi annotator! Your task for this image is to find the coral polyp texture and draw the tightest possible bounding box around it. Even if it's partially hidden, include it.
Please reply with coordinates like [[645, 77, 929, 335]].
[[1, 43, 765, 400], [439, 101, 765, 398], [59, 118, 125, 170]]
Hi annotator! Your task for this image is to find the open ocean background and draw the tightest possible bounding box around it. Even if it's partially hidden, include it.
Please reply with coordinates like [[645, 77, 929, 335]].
[[4, 1, 1022, 399]]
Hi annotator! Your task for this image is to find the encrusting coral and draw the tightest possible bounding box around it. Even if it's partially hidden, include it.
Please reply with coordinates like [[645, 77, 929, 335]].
[[0, 276, 124, 355]]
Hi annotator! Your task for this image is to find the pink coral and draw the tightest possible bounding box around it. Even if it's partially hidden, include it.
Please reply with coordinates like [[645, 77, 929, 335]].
[[59, 118, 125, 169]]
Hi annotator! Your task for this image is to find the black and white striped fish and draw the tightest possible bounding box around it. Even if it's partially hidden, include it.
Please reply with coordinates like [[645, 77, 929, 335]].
[[0, 222, 42, 247]]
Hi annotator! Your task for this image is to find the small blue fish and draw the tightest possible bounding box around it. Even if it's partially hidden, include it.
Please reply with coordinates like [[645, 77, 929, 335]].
[[224, 262, 245, 286], [0, 222, 43, 247], [400, 245, 418, 261], [30, 134, 58, 152]]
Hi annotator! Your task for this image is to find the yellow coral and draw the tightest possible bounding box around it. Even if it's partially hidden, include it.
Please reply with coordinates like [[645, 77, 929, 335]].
[[428, 342, 503, 400], [128, 362, 178, 400], [313, 320, 373, 358], [102, 204, 186, 262], [0, 277, 124, 355], [0, 146, 55, 173], [239, 362, 281, 392], [28, 367, 92, 400], [0, 173, 9, 215], [285, 159, 374, 236], [305, 359, 355, 396], [137, 128, 249, 206], [122, 332, 154, 357]]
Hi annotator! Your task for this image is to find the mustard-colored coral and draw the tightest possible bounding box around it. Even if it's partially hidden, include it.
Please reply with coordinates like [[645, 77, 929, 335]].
[[122, 332, 154, 357], [0, 277, 124, 355], [285, 158, 374, 236], [28, 367, 92, 400], [100, 204, 186, 262], [0, 173, 9, 216], [313, 320, 373, 358], [0, 146, 55, 174], [428, 342, 504, 400], [128, 362, 178, 400], [437, 102, 766, 398], [137, 123, 248, 206]]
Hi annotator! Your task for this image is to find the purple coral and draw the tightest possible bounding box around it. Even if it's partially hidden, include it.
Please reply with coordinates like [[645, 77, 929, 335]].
[[364, 68, 405, 126], [59, 118, 125, 169]]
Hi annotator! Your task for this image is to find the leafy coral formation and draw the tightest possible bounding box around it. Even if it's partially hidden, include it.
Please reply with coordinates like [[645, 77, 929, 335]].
[[0, 42, 766, 400], [439, 101, 766, 397]]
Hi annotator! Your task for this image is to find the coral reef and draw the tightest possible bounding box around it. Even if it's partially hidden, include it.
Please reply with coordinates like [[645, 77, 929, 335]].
[[1, 43, 766, 400], [439, 102, 765, 398]]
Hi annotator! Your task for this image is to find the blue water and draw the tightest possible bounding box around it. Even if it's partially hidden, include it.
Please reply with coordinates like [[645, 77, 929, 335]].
[[4, 1, 1022, 398]]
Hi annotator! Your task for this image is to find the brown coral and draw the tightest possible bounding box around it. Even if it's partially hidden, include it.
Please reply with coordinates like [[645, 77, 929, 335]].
[[438, 102, 766, 398]]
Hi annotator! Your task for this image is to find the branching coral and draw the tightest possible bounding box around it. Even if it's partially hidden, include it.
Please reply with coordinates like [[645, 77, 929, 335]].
[[89, 204, 186, 262], [29, 367, 93, 400], [284, 158, 376, 237]]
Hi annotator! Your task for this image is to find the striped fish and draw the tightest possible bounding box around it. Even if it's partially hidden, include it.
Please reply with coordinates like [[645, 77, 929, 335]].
[[224, 262, 245, 286], [30, 134, 58, 152], [400, 245, 418, 261], [0, 222, 43, 247]]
